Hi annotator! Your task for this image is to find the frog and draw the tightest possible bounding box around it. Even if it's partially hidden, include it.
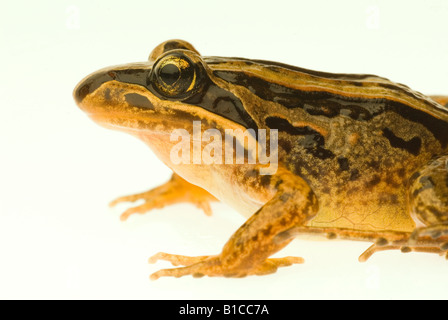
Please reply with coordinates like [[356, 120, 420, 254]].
[[74, 40, 448, 279]]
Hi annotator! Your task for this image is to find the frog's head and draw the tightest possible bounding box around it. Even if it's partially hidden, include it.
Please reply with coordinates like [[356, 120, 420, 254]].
[[74, 40, 255, 137], [74, 40, 263, 164]]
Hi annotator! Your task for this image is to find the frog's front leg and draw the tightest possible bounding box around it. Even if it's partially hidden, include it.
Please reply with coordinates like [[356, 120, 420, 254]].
[[149, 169, 318, 279], [110, 173, 217, 221]]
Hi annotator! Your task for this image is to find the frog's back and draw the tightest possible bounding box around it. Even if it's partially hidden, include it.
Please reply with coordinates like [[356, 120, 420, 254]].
[[208, 56, 448, 232], [207, 56, 448, 123]]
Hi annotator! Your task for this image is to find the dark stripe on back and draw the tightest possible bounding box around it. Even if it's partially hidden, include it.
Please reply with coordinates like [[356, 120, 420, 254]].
[[206, 57, 385, 81], [265, 116, 335, 160], [382, 128, 422, 156], [214, 70, 448, 148], [214, 70, 387, 120]]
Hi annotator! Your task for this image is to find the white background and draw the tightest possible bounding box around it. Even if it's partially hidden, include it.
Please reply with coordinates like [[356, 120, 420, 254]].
[[1, 0, 448, 299]]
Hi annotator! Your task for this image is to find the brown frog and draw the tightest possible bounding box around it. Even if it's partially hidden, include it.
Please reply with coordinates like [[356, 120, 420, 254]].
[[74, 40, 448, 279]]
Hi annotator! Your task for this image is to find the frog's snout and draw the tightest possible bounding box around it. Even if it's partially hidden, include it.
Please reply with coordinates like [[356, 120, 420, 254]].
[[73, 63, 151, 108], [73, 77, 89, 106], [73, 68, 114, 107]]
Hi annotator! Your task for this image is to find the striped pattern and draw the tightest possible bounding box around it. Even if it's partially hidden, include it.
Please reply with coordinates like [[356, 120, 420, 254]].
[[206, 57, 448, 149]]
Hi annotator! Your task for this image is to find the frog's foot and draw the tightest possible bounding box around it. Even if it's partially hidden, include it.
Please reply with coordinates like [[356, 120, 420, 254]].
[[148, 252, 304, 280], [359, 239, 448, 262], [109, 173, 217, 221], [409, 224, 448, 241]]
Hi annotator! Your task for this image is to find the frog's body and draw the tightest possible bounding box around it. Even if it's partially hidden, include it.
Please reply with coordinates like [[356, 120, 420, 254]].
[[74, 40, 448, 279]]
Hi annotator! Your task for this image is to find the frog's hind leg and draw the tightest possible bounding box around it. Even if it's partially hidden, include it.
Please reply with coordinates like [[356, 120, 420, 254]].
[[284, 225, 448, 262], [359, 155, 448, 260], [110, 173, 217, 221], [429, 95, 448, 109], [407, 155, 448, 241]]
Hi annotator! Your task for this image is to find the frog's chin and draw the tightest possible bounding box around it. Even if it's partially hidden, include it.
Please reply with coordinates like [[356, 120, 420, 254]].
[[95, 119, 172, 137], [86, 112, 175, 137], [87, 112, 184, 161]]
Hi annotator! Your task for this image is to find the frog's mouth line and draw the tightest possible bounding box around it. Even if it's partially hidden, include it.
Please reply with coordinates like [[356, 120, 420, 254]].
[[86, 111, 180, 137]]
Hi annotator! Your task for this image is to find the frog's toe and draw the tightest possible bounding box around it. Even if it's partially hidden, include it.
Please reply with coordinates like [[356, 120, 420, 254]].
[[266, 256, 305, 267], [149, 255, 227, 280], [193, 200, 213, 216], [150, 266, 207, 280], [252, 256, 305, 276], [118, 200, 164, 221], [410, 224, 448, 241], [110, 188, 163, 221], [358, 235, 448, 262], [148, 252, 211, 266], [109, 189, 158, 208]]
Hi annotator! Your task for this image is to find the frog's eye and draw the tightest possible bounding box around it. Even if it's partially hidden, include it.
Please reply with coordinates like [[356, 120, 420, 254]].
[[149, 52, 203, 100]]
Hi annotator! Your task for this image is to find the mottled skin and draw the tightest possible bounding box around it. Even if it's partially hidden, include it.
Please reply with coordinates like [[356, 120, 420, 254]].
[[74, 40, 448, 279]]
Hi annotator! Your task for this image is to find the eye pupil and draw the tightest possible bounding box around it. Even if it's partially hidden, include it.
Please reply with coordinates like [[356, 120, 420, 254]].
[[159, 64, 180, 86]]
